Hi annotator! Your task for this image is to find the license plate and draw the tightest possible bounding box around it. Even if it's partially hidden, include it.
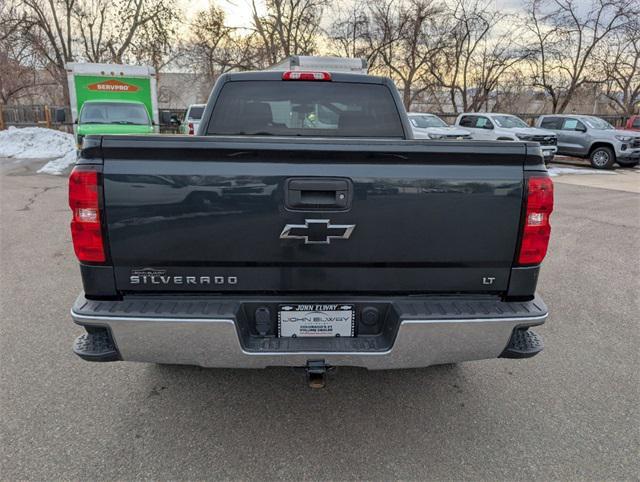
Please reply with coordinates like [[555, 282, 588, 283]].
[[278, 304, 355, 337]]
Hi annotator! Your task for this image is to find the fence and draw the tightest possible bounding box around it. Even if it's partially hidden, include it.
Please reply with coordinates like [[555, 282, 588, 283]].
[[0, 105, 69, 131], [0, 105, 187, 133], [0, 104, 633, 131]]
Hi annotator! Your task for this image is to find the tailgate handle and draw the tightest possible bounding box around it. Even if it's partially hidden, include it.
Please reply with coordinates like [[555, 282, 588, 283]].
[[286, 178, 351, 210]]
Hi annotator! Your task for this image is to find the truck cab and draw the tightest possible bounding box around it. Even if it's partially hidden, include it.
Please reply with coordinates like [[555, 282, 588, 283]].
[[76, 100, 154, 147]]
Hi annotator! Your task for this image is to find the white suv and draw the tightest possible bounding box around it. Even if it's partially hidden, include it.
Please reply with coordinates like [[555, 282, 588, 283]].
[[455, 113, 558, 162]]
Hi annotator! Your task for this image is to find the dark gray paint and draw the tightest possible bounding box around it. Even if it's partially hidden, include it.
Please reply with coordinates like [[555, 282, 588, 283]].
[[98, 140, 526, 294]]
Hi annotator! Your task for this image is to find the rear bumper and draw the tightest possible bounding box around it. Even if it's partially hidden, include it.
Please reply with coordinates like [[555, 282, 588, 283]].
[[71, 293, 547, 369]]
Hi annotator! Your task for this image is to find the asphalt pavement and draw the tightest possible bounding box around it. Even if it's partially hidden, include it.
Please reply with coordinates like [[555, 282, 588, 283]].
[[1, 160, 638, 480]]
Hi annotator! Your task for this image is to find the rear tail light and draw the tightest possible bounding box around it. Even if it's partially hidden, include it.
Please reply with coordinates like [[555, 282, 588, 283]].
[[282, 71, 331, 81], [69, 167, 105, 263], [517, 176, 554, 265], [188, 122, 194, 135]]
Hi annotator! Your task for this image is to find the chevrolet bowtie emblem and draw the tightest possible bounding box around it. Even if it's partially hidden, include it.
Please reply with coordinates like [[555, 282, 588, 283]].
[[280, 219, 356, 244]]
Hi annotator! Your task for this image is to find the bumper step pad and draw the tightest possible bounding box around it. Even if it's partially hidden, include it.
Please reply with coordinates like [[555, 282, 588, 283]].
[[73, 329, 120, 362], [500, 328, 543, 358]]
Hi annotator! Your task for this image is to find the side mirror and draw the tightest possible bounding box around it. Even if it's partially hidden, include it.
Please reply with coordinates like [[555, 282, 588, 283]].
[[484, 124, 494, 130], [577, 125, 587, 132], [54, 108, 66, 123]]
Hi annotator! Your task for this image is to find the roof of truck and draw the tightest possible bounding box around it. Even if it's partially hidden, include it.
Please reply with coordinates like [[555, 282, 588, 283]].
[[220, 70, 388, 85], [538, 114, 599, 118]]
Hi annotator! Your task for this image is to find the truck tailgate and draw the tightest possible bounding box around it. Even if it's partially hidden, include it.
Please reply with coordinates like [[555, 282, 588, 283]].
[[101, 137, 526, 293]]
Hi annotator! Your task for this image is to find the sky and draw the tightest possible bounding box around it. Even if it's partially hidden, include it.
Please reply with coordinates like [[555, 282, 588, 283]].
[[183, 0, 258, 29], [181, 0, 536, 30]]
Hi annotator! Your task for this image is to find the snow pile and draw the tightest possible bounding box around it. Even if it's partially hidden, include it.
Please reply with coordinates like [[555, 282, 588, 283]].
[[548, 166, 617, 177], [0, 126, 76, 175], [37, 149, 78, 175], [0, 126, 75, 158]]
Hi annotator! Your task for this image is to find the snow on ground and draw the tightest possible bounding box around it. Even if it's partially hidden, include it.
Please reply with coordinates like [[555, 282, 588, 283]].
[[0, 126, 76, 175], [36, 149, 78, 175], [547, 166, 617, 177]]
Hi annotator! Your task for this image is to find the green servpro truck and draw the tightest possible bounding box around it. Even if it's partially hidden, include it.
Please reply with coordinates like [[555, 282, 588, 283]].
[[65, 62, 159, 146]]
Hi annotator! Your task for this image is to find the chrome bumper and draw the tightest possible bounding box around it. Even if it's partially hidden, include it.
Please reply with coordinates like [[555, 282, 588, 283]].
[[71, 297, 547, 369]]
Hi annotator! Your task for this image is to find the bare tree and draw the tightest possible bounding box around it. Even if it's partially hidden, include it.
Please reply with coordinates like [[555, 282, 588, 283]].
[[19, 0, 179, 103], [1, 0, 23, 42], [492, 67, 534, 113], [368, 0, 445, 110], [428, 0, 528, 113], [183, 4, 257, 81], [328, 2, 374, 62], [526, 0, 636, 113], [466, 24, 531, 111], [250, 0, 327, 67], [600, 21, 640, 115], [0, 0, 57, 104]]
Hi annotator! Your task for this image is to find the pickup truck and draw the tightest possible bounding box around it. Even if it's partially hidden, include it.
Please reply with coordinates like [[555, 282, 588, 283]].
[[408, 113, 472, 140], [536, 114, 640, 168], [456, 113, 558, 163], [69, 70, 553, 387]]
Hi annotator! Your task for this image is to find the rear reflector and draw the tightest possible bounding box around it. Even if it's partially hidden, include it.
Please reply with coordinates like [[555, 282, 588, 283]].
[[69, 167, 105, 263], [517, 176, 554, 265], [282, 71, 331, 81]]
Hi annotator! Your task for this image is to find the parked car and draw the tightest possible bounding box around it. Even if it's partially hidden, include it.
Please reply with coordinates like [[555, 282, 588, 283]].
[[536, 114, 640, 169], [408, 113, 472, 139], [620, 115, 640, 132], [179, 104, 206, 135], [69, 68, 552, 386], [455, 113, 558, 162]]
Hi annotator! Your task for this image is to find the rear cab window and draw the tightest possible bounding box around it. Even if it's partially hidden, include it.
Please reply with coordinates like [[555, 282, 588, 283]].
[[540, 117, 563, 129], [206, 81, 404, 138]]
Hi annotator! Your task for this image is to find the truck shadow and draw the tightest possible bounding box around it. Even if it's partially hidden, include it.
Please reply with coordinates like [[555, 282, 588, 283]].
[[97, 361, 534, 478], [149, 361, 463, 392]]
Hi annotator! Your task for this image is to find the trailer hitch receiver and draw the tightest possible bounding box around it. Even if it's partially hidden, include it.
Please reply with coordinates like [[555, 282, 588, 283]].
[[306, 360, 330, 388]]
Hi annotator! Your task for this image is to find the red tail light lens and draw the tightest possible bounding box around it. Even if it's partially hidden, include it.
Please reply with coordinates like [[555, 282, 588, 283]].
[[188, 122, 194, 135], [282, 71, 331, 81], [518, 176, 554, 265], [69, 167, 105, 263]]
